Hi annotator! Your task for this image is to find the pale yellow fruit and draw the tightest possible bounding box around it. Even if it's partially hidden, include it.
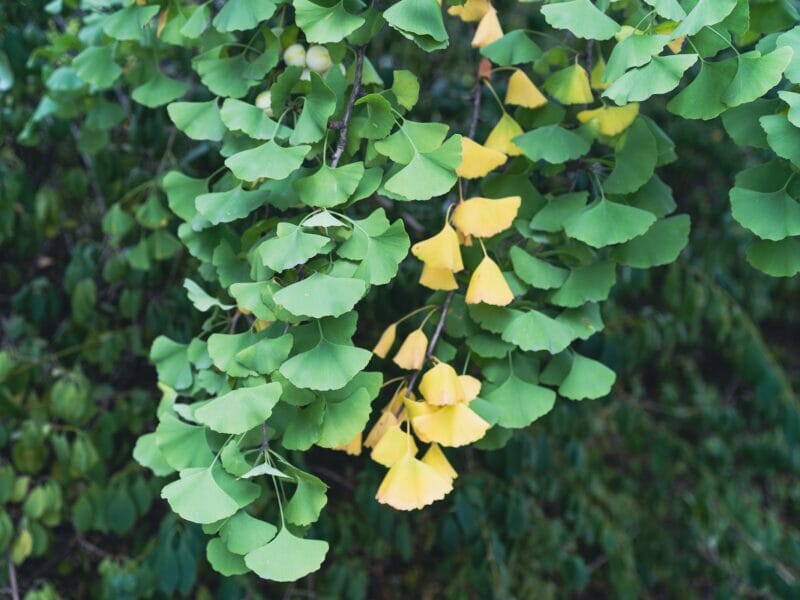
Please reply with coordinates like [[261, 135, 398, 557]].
[[283, 43, 306, 67], [306, 45, 333, 73]]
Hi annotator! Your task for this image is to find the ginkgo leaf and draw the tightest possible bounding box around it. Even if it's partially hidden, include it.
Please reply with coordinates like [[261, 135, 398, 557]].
[[150, 336, 193, 390], [419, 363, 465, 406], [513, 125, 591, 163], [372, 323, 397, 359], [375, 121, 450, 164], [457, 137, 507, 178], [317, 388, 373, 448], [161, 464, 260, 524], [103, 4, 159, 40], [372, 425, 418, 466], [643, 0, 686, 20], [375, 453, 453, 510], [604, 118, 658, 194], [577, 104, 639, 136], [760, 115, 800, 168], [283, 467, 329, 525], [384, 0, 449, 51], [421, 444, 458, 480], [393, 329, 428, 370], [280, 339, 371, 391], [167, 100, 226, 141], [471, 9, 503, 49], [500, 309, 573, 354], [132, 72, 188, 108], [295, 163, 365, 208], [778, 91, 800, 127], [411, 222, 463, 271], [485, 374, 556, 428], [155, 413, 214, 470], [777, 27, 800, 84], [484, 113, 524, 156], [220, 98, 291, 140], [274, 273, 366, 319], [550, 262, 616, 308], [611, 214, 691, 268], [730, 187, 800, 241], [196, 184, 269, 225], [194, 382, 282, 434], [420, 264, 459, 290], [530, 192, 589, 232], [447, 0, 490, 22], [207, 539, 248, 577], [746, 238, 800, 277], [412, 404, 490, 447], [541, 0, 620, 41], [544, 64, 593, 105], [565, 198, 656, 248], [293, 0, 364, 43], [466, 256, 515, 306], [338, 217, 410, 285], [667, 59, 737, 120], [504, 69, 547, 108], [384, 135, 461, 200], [672, 0, 737, 38], [184, 279, 234, 313], [452, 196, 521, 238], [225, 141, 311, 182], [480, 30, 542, 66], [245, 528, 328, 582], [257, 223, 330, 272], [509, 247, 568, 290], [290, 73, 337, 145], [559, 353, 616, 400], [602, 34, 669, 83], [220, 511, 277, 555], [723, 48, 793, 108], [603, 54, 698, 105], [212, 0, 276, 32]]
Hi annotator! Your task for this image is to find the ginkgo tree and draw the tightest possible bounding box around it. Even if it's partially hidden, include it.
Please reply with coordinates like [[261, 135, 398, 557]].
[[42, 0, 800, 583]]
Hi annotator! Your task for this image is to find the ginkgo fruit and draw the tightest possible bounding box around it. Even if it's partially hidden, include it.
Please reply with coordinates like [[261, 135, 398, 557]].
[[372, 323, 397, 359], [471, 8, 503, 48], [255, 90, 273, 117], [419, 362, 465, 406], [447, 0, 491, 22], [419, 264, 459, 291], [505, 70, 547, 109], [412, 403, 490, 447], [306, 45, 332, 73], [283, 43, 306, 67], [485, 113, 523, 156], [393, 329, 428, 370], [577, 104, 639, 136], [411, 222, 464, 272], [457, 137, 507, 179], [421, 443, 458, 481], [375, 452, 453, 511], [466, 256, 514, 306], [371, 425, 418, 467], [452, 196, 521, 238]]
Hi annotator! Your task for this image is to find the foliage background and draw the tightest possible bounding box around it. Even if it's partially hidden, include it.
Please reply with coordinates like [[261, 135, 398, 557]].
[[1, 0, 800, 598]]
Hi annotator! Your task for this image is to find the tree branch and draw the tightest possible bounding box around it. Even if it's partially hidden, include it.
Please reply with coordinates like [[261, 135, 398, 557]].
[[7, 556, 19, 600], [330, 47, 365, 168], [405, 290, 455, 397]]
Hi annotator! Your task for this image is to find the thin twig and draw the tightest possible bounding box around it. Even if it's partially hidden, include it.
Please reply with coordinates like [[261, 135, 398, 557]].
[[330, 47, 365, 168], [461, 65, 484, 198], [405, 290, 455, 396], [7, 556, 19, 600]]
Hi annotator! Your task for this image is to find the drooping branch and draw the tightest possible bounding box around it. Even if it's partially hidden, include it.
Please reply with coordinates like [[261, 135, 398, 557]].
[[330, 47, 365, 168]]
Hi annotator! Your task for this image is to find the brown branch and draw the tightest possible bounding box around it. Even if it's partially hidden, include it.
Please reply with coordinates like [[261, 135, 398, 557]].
[[405, 290, 455, 397], [330, 47, 365, 168]]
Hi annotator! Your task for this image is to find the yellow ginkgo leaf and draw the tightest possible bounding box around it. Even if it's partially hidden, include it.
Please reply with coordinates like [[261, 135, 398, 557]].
[[668, 36, 685, 53], [412, 403, 491, 447], [458, 374, 481, 402], [577, 103, 639, 137], [484, 113, 524, 156], [334, 431, 362, 456], [420, 264, 459, 291], [457, 137, 507, 179], [376, 453, 453, 511], [393, 329, 428, 370], [372, 323, 397, 359], [505, 70, 547, 109], [386, 385, 414, 415], [411, 222, 464, 272], [466, 256, 514, 306], [447, 0, 491, 22], [471, 8, 503, 48], [422, 443, 458, 480], [590, 57, 609, 91], [405, 397, 437, 442], [452, 196, 521, 238], [419, 362, 465, 406], [364, 410, 399, 448], [544, 64, 593, 105], [371, 425, 417, 467]]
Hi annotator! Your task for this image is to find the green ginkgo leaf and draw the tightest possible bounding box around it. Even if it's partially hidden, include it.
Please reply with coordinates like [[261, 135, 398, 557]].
[[500, 310, 573, 354], [485, 373, 556, 428], [290, 73, 337, 145], [132, 433, 174, 477], [280, 339, 371, 391], [541, 0, 620, 41], [604, 119, 658, 194], [778, 91, 800, 127], [374, 121, 449, 164], [102, 4, 159, 41], [337, 215, 410, 285], [195, 382, 282, 434], [776, 27, 800, 84], [220, 98, 291, 140], [196, 185, 270, 225], [207, 539, 249, 576], [161, 464, 260, 524], [274, 273, 366, 319], [543, 64, 592, 105], [132, 72, 188, 108], [604, 54, 698, 105], [730, 187, 800, 241], [295, 163, 365, 208], [184, 279, 234, 312], [167, 100, 226, 142], [73, 46, 122, 89], [229, 283, 283, 322], [558, 353, 616, 400], [383, 0, 449, 51], [383, 135, 460, 200], [180, 5, 211, 38], [643, 0, 685, 20], [150, 336, 193, 390], [294, 0, 365, 43], [564, 198, 656, 248], [760, 115, 800, 167], [155, 413, 214, 470], [672, 0, 737, 38], [611, 215, 691, 268], [556, 304, 604, 341], [667, 59, 737, 120], [235, 334, 294, 375], [746, 238, 800, 277], [194, 51, 258, 98], [513, 125, 591, 164], [509, 247, 568, 290], [317, 387, 372, 448], [550, 262, 616, 308], [530, 192, 588, 232], [480, 31, 542, 66], [225, 141, 310, 182], [284, 468, 329, 526], [212, 0, 276, 32], [220, 511, 278, 555], [258, 223, 330, 272], [603, 34, 669, 83], [208, 330, 272, 377], [723, 48, 793, 108], [245, 528, 328, 582]]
